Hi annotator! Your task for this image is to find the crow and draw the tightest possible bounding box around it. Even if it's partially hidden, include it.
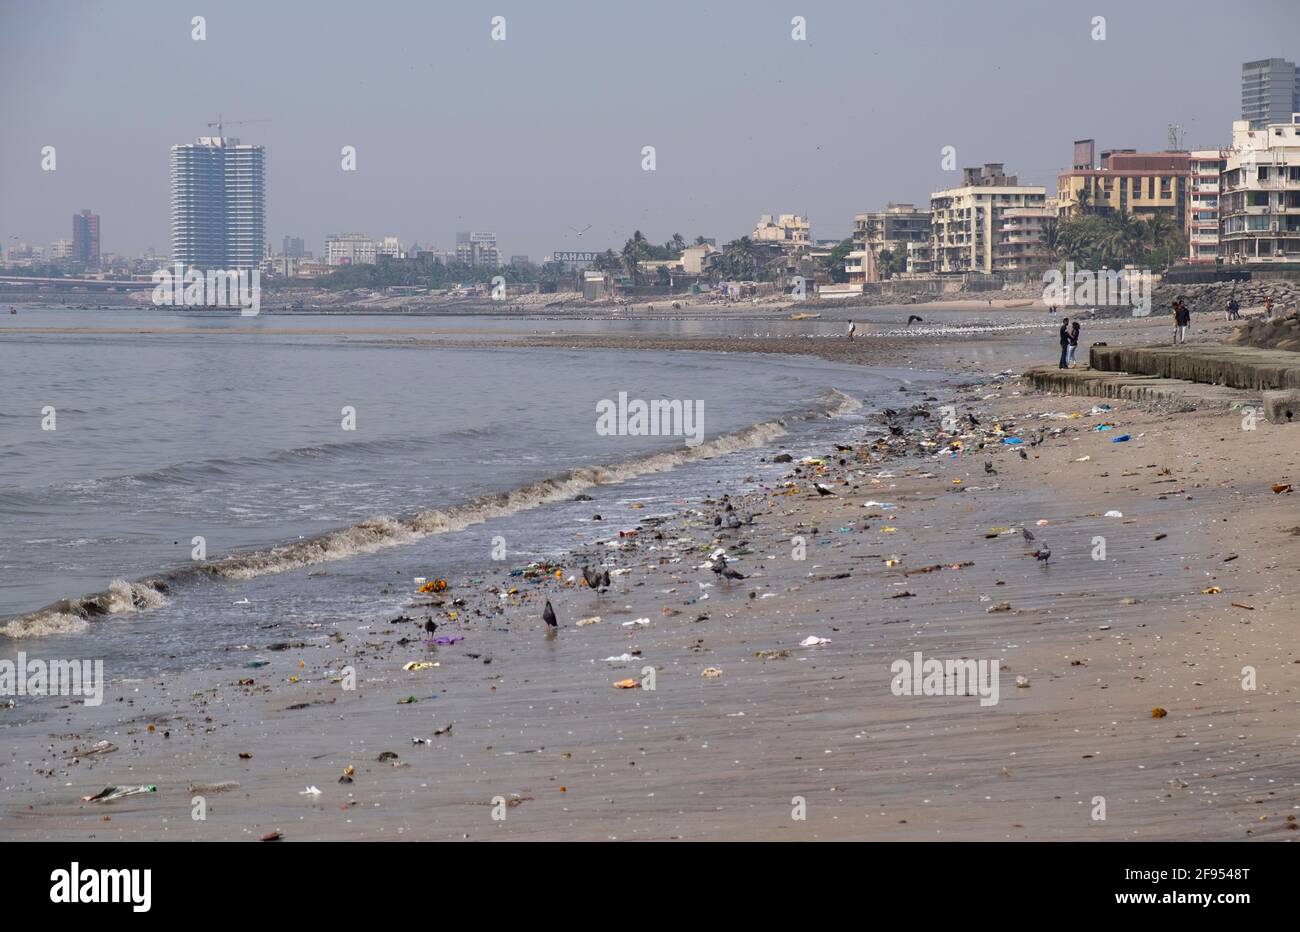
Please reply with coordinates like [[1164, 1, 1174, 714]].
[[967, 411, 980, 426], [813, 482, 836, 496], [599, 569, 610, 590], [984, 461, 997, 476], [1021, 527, 1036, 543], [424, 619, 438, 635], [581, 565, 601, 590], [906, 315, 924, 326], [720, 567, 746, 582], [543, 600, 557, 627], [1018, 448, 1028, 460]]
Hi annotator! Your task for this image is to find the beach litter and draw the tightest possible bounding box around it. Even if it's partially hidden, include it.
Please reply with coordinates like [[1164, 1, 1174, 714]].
[[800, 636, 832, 647], [83, 785, 156, 803], [188, 781, 239, 794], [612, 678, 639, 689], [701, 667, 724, 678], [68, 740, 117, 759], [299, 786, 322, 796], [402, 661, 439, 671]]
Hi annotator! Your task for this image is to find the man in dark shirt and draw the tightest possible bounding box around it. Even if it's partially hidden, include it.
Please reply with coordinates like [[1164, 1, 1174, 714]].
[[1059, 317, 1071, 369]]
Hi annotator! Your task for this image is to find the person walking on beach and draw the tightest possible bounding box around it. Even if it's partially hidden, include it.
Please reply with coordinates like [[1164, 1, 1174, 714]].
[[1067, 320, 1081, 367], [1227, 295, 1241, 321], [1265, 294, 1275, 319], [847, 320, 856, 341], [1173, 298, 1191, 344], [1058, 317, 1071, 369]]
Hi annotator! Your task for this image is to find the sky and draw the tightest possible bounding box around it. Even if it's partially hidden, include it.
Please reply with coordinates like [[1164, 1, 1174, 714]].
[[2, 0, 1298, 260]]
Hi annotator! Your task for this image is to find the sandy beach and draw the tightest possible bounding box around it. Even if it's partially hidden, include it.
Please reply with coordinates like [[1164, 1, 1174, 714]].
[[2, 308, 1297, 842]]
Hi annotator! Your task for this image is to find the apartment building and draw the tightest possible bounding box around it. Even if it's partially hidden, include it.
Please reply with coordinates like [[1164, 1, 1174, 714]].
[[930, 164, 1051, 274], [1057, 140, 1190, 227], [325, 233, 378, 266], [1187, 149, 1227, 264], [1220, 116, 1300, 264], [751, 213, 811, 249]]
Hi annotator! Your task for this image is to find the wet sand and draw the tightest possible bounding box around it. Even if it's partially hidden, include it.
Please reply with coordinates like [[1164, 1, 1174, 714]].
[[2, 313, 1297, 841]]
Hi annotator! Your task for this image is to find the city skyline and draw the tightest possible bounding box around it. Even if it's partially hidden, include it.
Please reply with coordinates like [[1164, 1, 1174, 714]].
[[2, 0, 1299, 260]]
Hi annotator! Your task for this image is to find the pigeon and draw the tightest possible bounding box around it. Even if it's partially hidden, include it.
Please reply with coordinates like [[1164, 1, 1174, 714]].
[[984, 461, 997, 476], [1034, 544, 1051, 563], [1021, 527, 1036, 542], [813, 482, 836, 497], [542, 601, 557, 627], [906, 315, 924, 326]]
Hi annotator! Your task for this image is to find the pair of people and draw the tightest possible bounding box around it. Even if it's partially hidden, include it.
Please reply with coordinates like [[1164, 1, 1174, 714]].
[[1227, 296, 1241, 321], [1058, 318, 1080, 368], [1172, 298, 1191, 344]]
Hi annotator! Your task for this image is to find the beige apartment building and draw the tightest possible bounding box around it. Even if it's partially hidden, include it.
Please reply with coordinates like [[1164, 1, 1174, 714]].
[[848, 203, 931, 283], [930, 164, 1052, 274], [1220, 116, 1300, 264], [752, 213, 811, 248]]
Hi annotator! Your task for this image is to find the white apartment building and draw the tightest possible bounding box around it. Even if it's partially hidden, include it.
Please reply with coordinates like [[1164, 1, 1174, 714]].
[[1187, 149, 1226, 264], [1220, 116, 1300, 264]]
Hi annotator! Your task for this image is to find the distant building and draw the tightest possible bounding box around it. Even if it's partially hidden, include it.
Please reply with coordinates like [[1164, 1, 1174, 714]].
[[509, 254, 530, 266], [678, 243, 717, 275], [72, 209, 100, 268], [282, 235, 306, 258], [1187, 149, 1227, 264], [1219, 116, 1300, 264], [455, 232, 500, 267], [850, 203, 931, 283], [1242, 58, 1300, 130], [325, 233, 378, 266], [171, 136, 265, 271], [49, 239, 75, 261], [376, 236, 403, 259], [752, 214, 810, 250], [931, 164, 1051, 275], [1057, 148, 1190, 226]]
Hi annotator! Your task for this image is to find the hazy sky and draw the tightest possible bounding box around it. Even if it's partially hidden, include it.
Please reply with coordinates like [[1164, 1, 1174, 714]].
[[2, 0, 1298, 259]]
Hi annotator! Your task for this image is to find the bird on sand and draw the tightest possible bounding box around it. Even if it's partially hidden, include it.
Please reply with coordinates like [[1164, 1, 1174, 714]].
[[1021, 527, 1036, 542], [1034, 544, 1051, 563], [543, 600, 557, 627], [424, 619, 438, 635], [813, 482, 836, 496], [582, 565, 601, 590], [599, 569, 610, 590], [984, 461, 997, 476], [967, 411, 980, 426], [906, 315, 924, 326], [1018, 448, 1028, 460]]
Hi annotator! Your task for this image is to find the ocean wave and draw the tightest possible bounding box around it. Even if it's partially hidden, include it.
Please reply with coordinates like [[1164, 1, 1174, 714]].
[[0, 578, 168, 639], [1, 387, 863, 637]]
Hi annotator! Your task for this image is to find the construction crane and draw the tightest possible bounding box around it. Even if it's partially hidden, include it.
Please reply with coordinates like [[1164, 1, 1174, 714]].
[[207, 114, 270, 138]]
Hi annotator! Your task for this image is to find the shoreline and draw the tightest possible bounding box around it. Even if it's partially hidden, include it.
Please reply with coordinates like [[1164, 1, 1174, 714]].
[[2, 315, 1297, 840]]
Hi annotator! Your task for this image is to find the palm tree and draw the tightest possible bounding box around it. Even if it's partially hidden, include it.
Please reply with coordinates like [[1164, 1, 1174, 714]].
[[668, 233, 686, 255]]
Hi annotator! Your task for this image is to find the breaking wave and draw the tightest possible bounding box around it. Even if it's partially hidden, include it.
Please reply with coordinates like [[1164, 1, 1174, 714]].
[[1, 388, 861, 638]]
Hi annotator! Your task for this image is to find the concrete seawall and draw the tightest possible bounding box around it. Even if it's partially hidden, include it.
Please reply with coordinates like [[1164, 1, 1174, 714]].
[[1024, 366, 1255, 407], [1088, 344, 1300, 390]]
